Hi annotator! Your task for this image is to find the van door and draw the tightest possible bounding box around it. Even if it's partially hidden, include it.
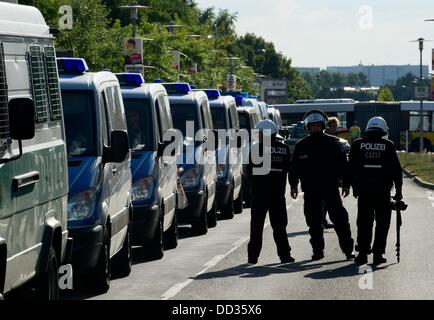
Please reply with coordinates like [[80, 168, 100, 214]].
[[200, 100, 216, 208], [228, 103, 242, 196], [103, 86, 130, 257], [156, 94, 176, 230]]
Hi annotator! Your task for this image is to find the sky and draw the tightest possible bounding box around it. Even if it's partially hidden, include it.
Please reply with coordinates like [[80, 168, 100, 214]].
[[195, 0, 434, 70]]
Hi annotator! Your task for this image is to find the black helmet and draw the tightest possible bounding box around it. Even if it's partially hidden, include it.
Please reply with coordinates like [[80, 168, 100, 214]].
[[303, 109, 328, 131]]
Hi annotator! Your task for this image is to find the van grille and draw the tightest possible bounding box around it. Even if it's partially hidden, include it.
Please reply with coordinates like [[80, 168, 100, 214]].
[[44, 46, 62, 121], [0, 42, 11, 153], [28, 45, 49, 123]]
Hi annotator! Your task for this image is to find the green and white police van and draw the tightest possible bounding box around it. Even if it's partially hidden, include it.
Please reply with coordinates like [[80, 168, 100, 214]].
[[0, 1, 71, 300]]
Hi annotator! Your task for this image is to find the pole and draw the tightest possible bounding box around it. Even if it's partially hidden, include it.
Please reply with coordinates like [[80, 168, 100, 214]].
[[419, 39, 424, 152], [132, 8, 137, 38]]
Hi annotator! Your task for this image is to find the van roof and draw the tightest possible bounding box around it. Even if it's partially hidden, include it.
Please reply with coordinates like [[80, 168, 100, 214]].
[[59, 72, 119, 91], [120, 83, 167, 99], [209, 96, 235, 109], [0, 2, 51, 38], [167, 90, 208, 105]]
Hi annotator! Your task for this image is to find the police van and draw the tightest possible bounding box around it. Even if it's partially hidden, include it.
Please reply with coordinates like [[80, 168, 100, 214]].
[[164, 83, 217, 236], [204, 89, 243, 220], [59, 58, 132, 293], [116, 73, 179, 260], [0, 1, 71, 300], [237, 107, 260, 208]]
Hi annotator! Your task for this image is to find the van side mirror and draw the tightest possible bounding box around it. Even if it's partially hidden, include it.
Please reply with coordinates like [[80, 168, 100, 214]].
[[0, 98, 35, 164], [110, 130, 129, 163], [9, 98, 35, 141], [212, 129, 219, 151]]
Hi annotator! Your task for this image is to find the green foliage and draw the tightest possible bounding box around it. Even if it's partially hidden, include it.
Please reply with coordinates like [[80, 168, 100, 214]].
[[377, 86, 395, 101], [391, 73, 432, 101], [23, 0, 311, 96]]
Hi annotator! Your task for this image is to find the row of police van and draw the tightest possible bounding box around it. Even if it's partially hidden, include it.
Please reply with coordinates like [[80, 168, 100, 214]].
[[0, 2, 283, 299]]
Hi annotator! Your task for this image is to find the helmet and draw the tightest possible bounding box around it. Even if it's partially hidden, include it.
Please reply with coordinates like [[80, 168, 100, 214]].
[[303, 110, 328, 130], [256, 119, 278, 135], [366, 117, 388, 136]]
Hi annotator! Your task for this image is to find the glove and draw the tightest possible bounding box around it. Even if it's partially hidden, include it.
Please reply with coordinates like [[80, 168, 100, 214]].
[[393, 191, 403, 201]]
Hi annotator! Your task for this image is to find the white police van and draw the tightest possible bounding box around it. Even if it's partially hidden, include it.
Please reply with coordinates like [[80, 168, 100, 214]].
[[116, 74, 179, 260], [0, 1, 71, 300], [59, 58, 132, 293], [165, 83, 217, 236], [205, 90, 243, 220]]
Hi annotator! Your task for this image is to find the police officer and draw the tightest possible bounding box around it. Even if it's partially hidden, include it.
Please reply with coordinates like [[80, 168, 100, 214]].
[[247, 120, 294, 264], [290, 110, 355, 261], [349, 117, 403, 266]]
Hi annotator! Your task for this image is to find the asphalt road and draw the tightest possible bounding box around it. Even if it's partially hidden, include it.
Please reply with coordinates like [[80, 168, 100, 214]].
[[62, 176, 434, 300]]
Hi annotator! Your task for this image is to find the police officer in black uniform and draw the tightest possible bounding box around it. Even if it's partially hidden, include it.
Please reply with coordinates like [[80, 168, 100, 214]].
[[349, 117, 403, 266], [290, 110, 355, 261], [247, 119, 294, 264]]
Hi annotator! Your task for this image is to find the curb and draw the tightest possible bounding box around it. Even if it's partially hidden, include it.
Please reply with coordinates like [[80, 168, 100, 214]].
[[402, 168, 434, 190]]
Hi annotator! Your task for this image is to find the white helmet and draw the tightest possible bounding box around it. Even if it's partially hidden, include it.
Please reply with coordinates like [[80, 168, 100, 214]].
[[366, 117, 388, 136], [256, 119, 278, 135]]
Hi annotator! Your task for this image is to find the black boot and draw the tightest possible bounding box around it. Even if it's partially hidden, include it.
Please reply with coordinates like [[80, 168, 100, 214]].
[[281, 255, 295, 264], [312, 251, 325, 261], [355, 254, 368, 266], [373, 255, 387, 266]]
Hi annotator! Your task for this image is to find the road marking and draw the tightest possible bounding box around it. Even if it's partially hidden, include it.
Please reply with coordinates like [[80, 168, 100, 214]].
[[432, 203, 434, 209], [162, 280, 193, 301], [428, 196, 434, 202], [161, 234, 252, 300], [204, 255, 225, 268]]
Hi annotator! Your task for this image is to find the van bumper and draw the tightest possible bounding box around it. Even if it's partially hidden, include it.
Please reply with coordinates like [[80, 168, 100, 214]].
[[216, 180, 232, 208], [131, 204, 160, 245], [68, 225, 104, 271], [178, 189, 205, 222]]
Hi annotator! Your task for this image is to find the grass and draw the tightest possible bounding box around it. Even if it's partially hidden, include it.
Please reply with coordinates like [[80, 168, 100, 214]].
[[398, 152, 434, 184]]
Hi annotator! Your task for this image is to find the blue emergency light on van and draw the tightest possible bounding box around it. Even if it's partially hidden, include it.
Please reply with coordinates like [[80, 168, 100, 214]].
[[115, 73, 145, 87], [162, 83, 191, 94], [203, 89, 221, 100], [235, 95, 244, 106], [57, 58, 89, 74]]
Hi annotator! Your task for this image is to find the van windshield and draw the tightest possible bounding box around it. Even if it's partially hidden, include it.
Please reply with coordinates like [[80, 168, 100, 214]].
[[210, 108, 228, 130], [123, 99, 154, 151], [170, 103, 199, 137], [238, 113, 251, 130], [62, 90, 97, 157]]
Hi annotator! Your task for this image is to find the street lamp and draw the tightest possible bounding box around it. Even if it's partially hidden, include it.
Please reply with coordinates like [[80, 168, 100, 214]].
[[164, 23, 183, 36], [409, 38, 431, 152], [119, 4, 150, 38]]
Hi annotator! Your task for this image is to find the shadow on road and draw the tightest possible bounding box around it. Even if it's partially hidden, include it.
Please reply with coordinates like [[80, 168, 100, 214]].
[[192, 259, 352, 281], [287, 231, 310, 238]]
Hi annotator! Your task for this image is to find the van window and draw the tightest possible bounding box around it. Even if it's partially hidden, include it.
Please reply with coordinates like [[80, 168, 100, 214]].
[[238, 112, 250, 130], [210, 108, 227, 130], [170, 103, 199, 137], [44, 46, 62, 121], [201, 102, 213, 129], [229, 105, 240, 129], [100, 92, 110, 146], [0, 42, 11, 154], [105, 86, 125, 131], [28, 45, 49, 123], [124, 98, 155, 151], [62, 90, 97, 157]]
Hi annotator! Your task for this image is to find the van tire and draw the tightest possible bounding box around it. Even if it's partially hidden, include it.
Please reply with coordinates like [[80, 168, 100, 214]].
[[147, 212, 164, 260], [90, 228, 111, 294], [234, 185, 243, 214], [207, 198, 218, 228], [221, 185, 235, 219], [112, 224, 132, 278], [164, 210, 178, 250], [192, 195, 208, 236], [36, 247, 59, 300]]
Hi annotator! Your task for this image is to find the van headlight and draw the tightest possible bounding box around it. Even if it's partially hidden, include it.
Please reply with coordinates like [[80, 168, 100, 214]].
[[132, 177, 154, 202], [217, 164, 227, 179], [181, 167, 200, 188], [68, 189, 96, 221]]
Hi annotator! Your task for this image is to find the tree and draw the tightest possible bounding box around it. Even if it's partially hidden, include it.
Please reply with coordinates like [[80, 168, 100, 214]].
[[377, 86, 395, 101]]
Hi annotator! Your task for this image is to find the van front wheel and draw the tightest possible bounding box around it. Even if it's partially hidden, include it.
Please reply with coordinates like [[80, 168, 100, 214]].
[[90, 228, 111, 294], [36, 247, 59, 300], [192, 195, 208, 236], [112, 223, 132, 278]]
